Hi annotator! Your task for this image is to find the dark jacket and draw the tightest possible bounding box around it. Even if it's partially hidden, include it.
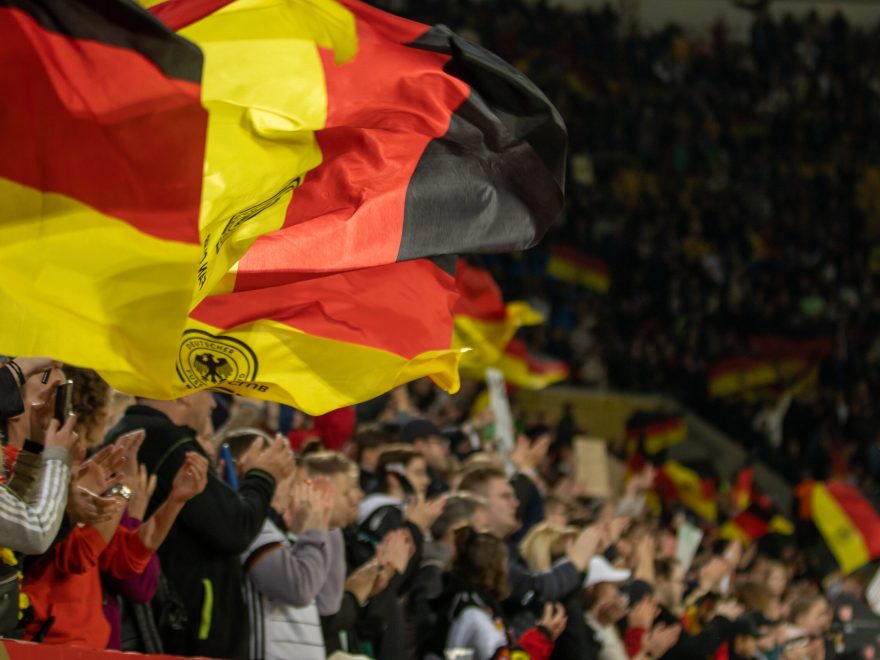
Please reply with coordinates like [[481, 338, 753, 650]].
[[107, 405, 276, 659], [551, 589, 601, 660]]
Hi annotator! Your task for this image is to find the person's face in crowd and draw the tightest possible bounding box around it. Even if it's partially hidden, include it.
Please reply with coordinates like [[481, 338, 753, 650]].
[[544, 502, 568, 527], [405, 456, 431, 499], [328, 468, 363, 527], [181, 391, 216, 435], [415, 434, 449, 472], [796, 598, 832, 637], [5, 364, 67, 448], [734, 634, 758, 659], [360, 445, 385, 473], [657, 529, 678, 559], [483, 476, 520, 539], [766, 564, 788, 598], [657, 563, 686, 608]]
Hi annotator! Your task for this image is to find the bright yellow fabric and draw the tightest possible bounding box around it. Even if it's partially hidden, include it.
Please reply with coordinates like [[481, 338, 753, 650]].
[[709, 358, 806, 398], [455, 301, 542, 371], [0, 179, 199, 394], [490, 352, 566, 390], [178, 0, 358, 303], [174, 317, 462, 414], [811, 483, 870, 574], [546, 256, 609, 293]]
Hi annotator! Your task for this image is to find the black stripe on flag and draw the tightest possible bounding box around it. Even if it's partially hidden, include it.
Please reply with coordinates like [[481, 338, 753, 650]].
[[0, 0, 202, 82]]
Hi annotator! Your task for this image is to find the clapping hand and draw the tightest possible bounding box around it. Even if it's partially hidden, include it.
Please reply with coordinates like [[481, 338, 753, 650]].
[[169, 452, 209, 504]]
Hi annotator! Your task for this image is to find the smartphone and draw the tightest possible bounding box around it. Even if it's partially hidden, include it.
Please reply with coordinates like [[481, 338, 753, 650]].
[[54, 379, 74, 423]]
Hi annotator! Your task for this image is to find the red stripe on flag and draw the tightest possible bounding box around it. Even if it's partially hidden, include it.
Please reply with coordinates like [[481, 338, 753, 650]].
[[551, 246, 608, 275], [0, 8, 205, 244], [453, 261, 508, 322], [733, 511, 769, 541], [191, 259, 457, 359], [235, 5, 471, 280]]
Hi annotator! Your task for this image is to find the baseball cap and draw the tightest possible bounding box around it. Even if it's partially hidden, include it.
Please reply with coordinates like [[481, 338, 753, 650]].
[[584, 555, 632, 588]]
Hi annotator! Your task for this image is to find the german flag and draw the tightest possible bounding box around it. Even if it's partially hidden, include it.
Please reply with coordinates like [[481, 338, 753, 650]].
[[494, 339, 568, 390], [453, 260, 543, 372], [654, 460, 718, 522], [2, 0, 567, 413], [708, 356, 808, 398], [625, 411, 686, 456], [719, 509, 794, 546], [150, 0, 566, 297], [800, 481, 880, 574], [546, 246, 610, 293], [0, 0, 207, 391]]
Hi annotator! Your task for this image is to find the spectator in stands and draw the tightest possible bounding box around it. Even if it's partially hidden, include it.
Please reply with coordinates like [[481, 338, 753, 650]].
[[435, 526, 567, 660], [107, 394, 293, 658], [400, 419, 451, 497], [22, 439, 208, 649], [227, 430, 345, 660]]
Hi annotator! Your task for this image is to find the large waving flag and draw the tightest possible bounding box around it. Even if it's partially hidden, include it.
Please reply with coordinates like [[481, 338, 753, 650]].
[[0, 0, 207, 390], [453, 260, 543, 370], [1, 0, 567, 414]]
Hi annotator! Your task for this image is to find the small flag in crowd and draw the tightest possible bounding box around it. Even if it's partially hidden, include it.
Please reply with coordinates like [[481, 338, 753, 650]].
[[801, 481, 880, 575], [0, 0, 567, 413], [546, 246, 610, 293], [719, 509, 794, 546], [453, 260, 543, 371], [625, 411, 685, 456], [708, 356, 809, 398], [654, 460, 719, 522], [492, 339, 569, 390]]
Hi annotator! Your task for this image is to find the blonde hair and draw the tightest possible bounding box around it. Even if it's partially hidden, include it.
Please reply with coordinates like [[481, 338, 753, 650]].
[[519, 522, 579, 571]]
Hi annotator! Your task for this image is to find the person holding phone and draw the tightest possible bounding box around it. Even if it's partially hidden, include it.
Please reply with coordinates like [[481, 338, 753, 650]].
[[0, 357, 77, 555]]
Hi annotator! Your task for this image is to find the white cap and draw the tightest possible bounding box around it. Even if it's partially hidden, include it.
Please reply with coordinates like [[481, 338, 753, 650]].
[[584, 555, 632, 588]]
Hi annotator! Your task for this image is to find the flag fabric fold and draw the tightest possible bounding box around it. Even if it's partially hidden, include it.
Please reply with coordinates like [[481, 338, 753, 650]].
[[1, 0, 567, 413], [453, 260, 543, 371]]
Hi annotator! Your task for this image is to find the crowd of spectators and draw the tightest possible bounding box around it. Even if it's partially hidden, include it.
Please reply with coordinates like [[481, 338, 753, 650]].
[[5, 3, 880, 660], [1, 357, 872, 659], [378, 0, 880, 492]]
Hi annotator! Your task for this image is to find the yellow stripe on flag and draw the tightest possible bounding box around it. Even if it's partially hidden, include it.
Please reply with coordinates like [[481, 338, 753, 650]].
[[491, 352, 566, 391], [664, 461, 717, 522], [811, 482, 871, 574], [546, 256, 609, 293], [0, 179, 200, 394], [455, 301, 542, 371], [176, 318, 462, 414], [178, 0, 358, 302]]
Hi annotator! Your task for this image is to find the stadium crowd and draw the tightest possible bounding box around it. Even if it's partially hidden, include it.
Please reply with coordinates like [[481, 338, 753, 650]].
[[4, 3, 880, 660], [0, 356, 872, 660]]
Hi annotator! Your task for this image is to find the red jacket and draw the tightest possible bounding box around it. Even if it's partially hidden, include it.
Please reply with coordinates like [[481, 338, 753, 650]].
[[24, 524, 154, 648]]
